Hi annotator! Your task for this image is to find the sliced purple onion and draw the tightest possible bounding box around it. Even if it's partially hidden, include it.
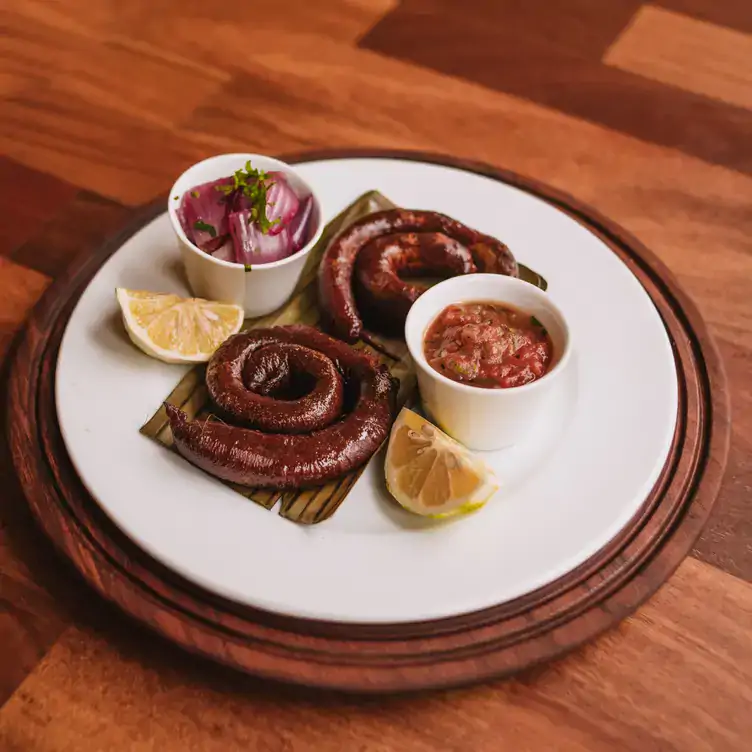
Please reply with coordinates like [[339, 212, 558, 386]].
[[229, 210, 293, 266], [229, 186, 251, 213], [179, 177, 233, 252], [264, 171, 300, 235], [210, 241, 235, 263], [180, 168, 313, 264], [288, 195, 314, 252]]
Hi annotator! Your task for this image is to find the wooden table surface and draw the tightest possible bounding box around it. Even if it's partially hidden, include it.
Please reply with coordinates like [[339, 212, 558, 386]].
[[1, 1, 751, 749]]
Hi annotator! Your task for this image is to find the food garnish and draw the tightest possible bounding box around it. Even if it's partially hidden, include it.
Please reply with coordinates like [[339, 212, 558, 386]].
[[385, 407, 498, 517], [193, 219, 217, 237], [116, 288, 243, 364], [177, 161, 314, 267]]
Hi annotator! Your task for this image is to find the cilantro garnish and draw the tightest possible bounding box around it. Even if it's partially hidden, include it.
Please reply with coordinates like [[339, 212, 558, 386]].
[[193, 220, 217, 237], [214, 160, 276, 234]]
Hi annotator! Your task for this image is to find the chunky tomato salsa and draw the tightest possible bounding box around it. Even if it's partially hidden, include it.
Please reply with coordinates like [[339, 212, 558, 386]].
[[423, 301, 553, 389]]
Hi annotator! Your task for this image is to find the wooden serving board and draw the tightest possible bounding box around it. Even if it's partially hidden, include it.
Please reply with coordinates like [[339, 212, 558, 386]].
[[5, 150, 730, 693]]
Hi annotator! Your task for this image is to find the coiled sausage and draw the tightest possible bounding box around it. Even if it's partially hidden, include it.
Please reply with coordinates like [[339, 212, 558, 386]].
[[166, 325, 398, 489], [318, 209, 518, 342]]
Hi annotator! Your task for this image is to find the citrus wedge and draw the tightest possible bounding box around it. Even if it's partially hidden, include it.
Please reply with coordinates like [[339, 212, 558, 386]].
[[115, 288, 244, 364], [385, 407, 499, 518]]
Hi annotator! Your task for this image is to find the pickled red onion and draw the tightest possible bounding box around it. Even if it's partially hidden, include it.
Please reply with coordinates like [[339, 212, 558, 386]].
[[229, 211, 293, 265]]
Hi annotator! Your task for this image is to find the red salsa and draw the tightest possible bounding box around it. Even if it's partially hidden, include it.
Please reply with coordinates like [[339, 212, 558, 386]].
[[424, 301, 553, 389]]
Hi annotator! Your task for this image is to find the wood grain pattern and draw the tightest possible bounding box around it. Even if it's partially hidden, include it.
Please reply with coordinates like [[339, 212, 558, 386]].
[[9, 191, 131, 279], [4, 151, 731, 693], [360, 0, 752, 173], [2, 17, 230, 130], [0, 260, 63, 704], [1, 1, 749, 202], [0, 258, 50, 357], [0, 0, 751, 744], [0, 493, 71, 707], [657, 0, 752, 32], [605, 6, 752, 109], [0, 158, 77, 258], [693, 337, 752, 576], [0, 170, 131, 702], [0, 0, 398, 205], [1, 557, 750, 751]]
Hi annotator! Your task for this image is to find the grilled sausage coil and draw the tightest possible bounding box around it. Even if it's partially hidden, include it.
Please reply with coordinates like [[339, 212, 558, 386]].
[[166, 325, 398, 489], [318, 209, 518, 342]]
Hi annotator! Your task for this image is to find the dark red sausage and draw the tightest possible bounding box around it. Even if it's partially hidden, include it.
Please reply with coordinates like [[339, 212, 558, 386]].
[[318, 209, 517, 343], [354, 232, 476, 335], [167, 325, 398, 489], [207, 327, 346, 434]]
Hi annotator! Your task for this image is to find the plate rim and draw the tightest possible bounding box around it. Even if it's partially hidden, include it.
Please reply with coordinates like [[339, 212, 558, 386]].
[[5, 149, 730, 693]]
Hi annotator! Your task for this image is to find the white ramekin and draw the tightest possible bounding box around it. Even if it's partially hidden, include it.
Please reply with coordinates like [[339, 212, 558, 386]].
[[405, 274, 572, 450], [167, 153, 323, 318]]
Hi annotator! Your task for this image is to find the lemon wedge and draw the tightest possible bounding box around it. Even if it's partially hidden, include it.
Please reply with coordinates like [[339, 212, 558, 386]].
[[385, 407, 499, 518], [116, 288, 244, 364]]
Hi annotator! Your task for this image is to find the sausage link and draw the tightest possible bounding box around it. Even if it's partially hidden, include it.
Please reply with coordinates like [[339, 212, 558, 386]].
[[318, 209, 517, 342], [207, 328, 345, 434], [354, 232, 476, 335], [167, 325, 398, 489]]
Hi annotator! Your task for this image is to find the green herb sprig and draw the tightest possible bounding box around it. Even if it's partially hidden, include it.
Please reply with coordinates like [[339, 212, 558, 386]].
[[215, 160, 280, 235], [193, 219, 217, 237]]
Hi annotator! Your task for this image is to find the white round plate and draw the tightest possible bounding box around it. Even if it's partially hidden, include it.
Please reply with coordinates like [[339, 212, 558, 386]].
[[55, 157, 678, 623]]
